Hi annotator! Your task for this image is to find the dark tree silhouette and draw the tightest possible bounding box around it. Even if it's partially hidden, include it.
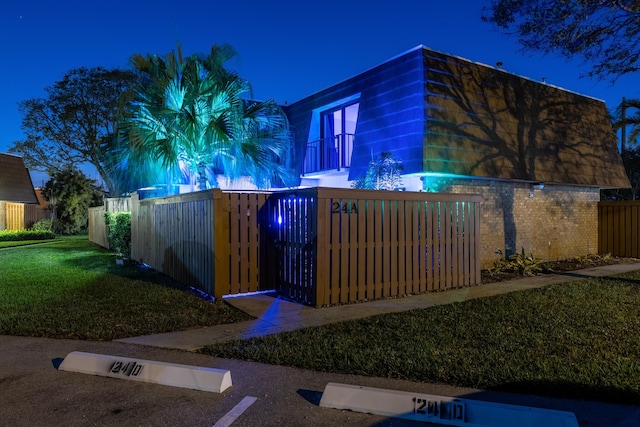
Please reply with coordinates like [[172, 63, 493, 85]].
[[43, 166, 103, 235], [482, 1, 640, 80], [10, 67, 136, 194]]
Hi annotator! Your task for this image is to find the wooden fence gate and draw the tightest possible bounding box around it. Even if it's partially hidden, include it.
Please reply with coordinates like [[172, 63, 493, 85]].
[[264, 188, 482, 306]]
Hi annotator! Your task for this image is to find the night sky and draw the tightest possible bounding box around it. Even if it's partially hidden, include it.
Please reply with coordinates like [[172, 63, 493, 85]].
[[1, 0, 637, 185]]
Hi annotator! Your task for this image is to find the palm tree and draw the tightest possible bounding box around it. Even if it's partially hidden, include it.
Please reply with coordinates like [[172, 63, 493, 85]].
[[118, 43, 294, 193], [97, 131, 166, 196], [603, 98, 640, 201], [613, 97, 640, 151]]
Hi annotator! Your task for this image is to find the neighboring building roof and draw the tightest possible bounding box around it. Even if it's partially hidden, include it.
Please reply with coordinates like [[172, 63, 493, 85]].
[[423, 49, 630, 188], [0, 153, 39, 203], [34, 188, 49, 208]]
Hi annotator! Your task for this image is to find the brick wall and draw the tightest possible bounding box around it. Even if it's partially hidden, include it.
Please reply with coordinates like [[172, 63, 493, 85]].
[[432, 179, 600, 267]]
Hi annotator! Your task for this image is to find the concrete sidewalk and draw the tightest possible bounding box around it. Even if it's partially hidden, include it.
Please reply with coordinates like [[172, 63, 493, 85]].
[[117, 262, 640, 351]]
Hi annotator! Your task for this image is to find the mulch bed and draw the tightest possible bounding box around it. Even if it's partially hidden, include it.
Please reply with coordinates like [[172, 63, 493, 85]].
[[481, 256, 640, 284]]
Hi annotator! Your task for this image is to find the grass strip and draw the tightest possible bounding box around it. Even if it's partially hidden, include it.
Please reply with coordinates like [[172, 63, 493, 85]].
[[202, 275, 640, 404], [0, 240, 56, 249], [0, 238, 253, 340]]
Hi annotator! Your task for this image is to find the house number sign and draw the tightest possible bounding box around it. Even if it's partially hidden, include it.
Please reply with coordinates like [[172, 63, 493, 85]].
[[331, 201, 358, 214]]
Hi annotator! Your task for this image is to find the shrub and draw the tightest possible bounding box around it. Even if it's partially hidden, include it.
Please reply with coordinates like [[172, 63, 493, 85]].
[[30, 219, 53, 233], [352, 152, 403, 190], [51, 218, 80, 235], [488, 247, 543, 276], [0, 230, 56, 242], [574, 253, 611, 264], [43, 166, 103, 235], [105, 212, 131, 257]]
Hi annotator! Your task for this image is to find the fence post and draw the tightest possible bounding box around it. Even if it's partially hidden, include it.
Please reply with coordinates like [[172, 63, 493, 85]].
[[130, 193, 140, 262], [0, 201, 5, 231], [315, 189, 330, 307], [213, 189, 230, 299]]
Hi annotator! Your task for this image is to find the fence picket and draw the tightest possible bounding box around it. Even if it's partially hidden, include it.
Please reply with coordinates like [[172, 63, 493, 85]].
[[397, 200, 406, 295]]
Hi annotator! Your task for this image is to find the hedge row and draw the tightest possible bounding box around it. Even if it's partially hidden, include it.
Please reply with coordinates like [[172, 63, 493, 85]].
[[0, 230, 56, 242]]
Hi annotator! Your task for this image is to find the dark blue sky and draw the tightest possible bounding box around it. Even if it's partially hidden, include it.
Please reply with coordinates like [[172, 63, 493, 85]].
[[1, 0, 637, 185]]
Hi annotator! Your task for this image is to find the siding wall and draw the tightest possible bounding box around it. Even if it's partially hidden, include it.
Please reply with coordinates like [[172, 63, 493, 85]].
[[423, 49, 628, 188], [284, 47, 425, 181]]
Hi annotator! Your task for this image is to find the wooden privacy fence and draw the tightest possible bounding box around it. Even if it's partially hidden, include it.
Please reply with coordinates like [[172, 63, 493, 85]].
[[24, 203, 49, 228], [88, 205, 107, 248], [4, 202, 23, 230], [599, 201, 640, 257], [88, 197, 134, 249], [90, 188, 482, 307], [0, 201, 49, 231], [265, 188, 482, 306], [130, 190, 269, 298]]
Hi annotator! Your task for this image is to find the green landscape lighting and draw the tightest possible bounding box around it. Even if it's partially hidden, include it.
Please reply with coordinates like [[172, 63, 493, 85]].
[[419, 172, 465, 192]]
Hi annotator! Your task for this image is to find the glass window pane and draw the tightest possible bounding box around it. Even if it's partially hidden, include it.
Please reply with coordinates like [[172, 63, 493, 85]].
[[344, 103, 359, 134]]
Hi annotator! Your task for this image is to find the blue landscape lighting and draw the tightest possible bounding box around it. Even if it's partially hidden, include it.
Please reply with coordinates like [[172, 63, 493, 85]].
[[234, 295, 285, 339], [187, 285, 215, 301], [223, 289, 276, 299]]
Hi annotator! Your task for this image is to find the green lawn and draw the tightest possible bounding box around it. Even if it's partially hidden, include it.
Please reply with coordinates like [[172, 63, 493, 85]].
[[202, 274, 640, 404], [0, 237, 252, 340], [5, 236, 640, 404]]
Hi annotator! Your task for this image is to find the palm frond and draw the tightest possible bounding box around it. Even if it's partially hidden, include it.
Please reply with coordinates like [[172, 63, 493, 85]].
[[116, 42, 295, 191]]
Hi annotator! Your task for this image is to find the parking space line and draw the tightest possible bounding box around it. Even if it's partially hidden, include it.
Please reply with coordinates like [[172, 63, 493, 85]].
[[213, 396, 258, 426]]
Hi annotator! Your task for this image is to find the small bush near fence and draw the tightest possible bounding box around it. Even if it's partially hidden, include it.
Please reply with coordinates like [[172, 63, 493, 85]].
[[487, 248, 544, 277], [105, 212, 131, 257], [0, 230, 56, 241], [30, 219, 54, 232]]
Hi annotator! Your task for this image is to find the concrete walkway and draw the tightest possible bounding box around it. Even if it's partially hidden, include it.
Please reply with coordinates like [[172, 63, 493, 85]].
[[117, 262, 640, 351]]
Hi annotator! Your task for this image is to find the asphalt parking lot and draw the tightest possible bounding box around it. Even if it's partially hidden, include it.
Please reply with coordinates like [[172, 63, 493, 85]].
[[0, 335, 460, 426], [2, 335, 640, 426]]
